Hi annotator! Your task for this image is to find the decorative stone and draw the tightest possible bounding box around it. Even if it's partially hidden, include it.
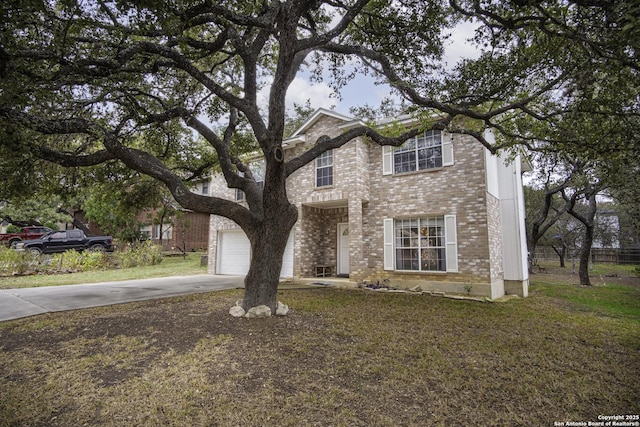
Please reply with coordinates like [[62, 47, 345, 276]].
[[229, 305, 246, 317], [245, 305, 272, 318], [275, 301, 289, 316]]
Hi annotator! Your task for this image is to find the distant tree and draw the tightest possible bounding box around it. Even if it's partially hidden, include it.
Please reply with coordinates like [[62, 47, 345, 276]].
[[0, 198, 69, 229], [524, 155, 579, 270], [84, 175, 171, 242]]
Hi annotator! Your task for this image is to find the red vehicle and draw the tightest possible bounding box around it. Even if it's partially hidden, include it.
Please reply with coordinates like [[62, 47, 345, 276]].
[[0, 226, 53, 248]]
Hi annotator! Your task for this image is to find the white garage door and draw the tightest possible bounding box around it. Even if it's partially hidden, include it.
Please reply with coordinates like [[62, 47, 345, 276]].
[[217, 229, 293, 278], [217, 230, 251, 275]]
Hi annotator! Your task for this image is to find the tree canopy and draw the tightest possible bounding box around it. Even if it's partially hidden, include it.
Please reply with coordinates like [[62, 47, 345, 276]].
[[1, 0, 638, 309]]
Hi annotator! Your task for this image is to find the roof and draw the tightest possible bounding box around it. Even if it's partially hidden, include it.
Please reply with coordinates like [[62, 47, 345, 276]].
[[283, 108, 364, 148], [288, 108, 356, 138]]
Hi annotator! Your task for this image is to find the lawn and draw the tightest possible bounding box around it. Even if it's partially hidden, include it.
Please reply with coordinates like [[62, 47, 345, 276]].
[[0, 252, 208, 289], [0, 265, 639, 426]]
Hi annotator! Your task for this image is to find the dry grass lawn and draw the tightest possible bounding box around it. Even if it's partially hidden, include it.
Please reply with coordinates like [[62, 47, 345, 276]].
[[1, 265, 639, 426]]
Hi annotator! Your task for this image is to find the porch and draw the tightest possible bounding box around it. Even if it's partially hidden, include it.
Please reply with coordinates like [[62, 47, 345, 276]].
[[296, 198, 366, 281]]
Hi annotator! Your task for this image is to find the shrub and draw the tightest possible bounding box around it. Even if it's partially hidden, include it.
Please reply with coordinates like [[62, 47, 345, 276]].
[[58, 250, 109, 272], [0, 241, 163, 276], [0, 247, 56, 276], [112, 241, 163, 269]]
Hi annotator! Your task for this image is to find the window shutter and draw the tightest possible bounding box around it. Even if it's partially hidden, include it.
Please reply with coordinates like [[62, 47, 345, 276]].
[[383, 218, 394, 270], [442, 133, 454, 166], [382, 146, 393, 175], [445, 215, 458, 272]]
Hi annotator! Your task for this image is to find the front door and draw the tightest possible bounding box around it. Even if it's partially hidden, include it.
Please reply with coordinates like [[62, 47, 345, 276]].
[[337, 223, 350, 277]]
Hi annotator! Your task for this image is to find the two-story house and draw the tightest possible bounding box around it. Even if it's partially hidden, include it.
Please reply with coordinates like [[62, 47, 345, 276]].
[[207, 109, 529, 298]]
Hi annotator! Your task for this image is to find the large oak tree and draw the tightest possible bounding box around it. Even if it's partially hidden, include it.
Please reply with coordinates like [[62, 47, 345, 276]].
[[1, 0, 637, 311]]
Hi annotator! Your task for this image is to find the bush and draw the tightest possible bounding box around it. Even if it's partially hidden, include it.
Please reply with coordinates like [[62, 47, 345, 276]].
[[6, 224, 21, 233], [0, 241, 163, 276], [112, 241, 163, 269], [58, 250, 109, 272], [0, 247, 56, 276]]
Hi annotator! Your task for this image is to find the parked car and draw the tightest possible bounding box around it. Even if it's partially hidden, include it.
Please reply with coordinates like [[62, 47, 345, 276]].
[[0, 226, 53, 247], [14, 229, 113, 254]]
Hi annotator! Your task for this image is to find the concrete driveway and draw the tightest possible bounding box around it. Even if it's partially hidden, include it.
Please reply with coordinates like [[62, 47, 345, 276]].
[[0, 275, 245, 322]]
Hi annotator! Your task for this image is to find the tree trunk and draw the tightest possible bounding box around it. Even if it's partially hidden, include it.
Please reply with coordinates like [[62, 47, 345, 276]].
[[552, 244, 567, 267], [574, 191, 597, 286], [577, 224, 594, 286], [527, 235, 536, 274], [241, 196, 298, 313]]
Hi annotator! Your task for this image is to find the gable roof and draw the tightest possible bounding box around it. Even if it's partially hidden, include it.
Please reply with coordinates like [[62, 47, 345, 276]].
[[289, 108, 356, 138], [283, 108, 364, 148]]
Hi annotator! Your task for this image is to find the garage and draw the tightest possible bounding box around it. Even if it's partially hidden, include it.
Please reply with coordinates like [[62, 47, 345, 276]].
[[217, 229, 294, 278]]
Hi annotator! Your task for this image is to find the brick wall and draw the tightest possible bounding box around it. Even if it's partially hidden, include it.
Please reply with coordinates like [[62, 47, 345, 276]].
[[362, 132, 496, 290], [169, 212, 210, 252], [207, 113, 508, 296]]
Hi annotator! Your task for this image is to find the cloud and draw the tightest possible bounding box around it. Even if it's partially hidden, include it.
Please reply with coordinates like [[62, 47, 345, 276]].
[[258, 76, 336, 113], [287, 77, 337, 110], [443, 21, 481, 68]]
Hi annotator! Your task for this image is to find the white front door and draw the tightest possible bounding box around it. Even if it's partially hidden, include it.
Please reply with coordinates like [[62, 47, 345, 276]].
[[337, 223, 350, 276]]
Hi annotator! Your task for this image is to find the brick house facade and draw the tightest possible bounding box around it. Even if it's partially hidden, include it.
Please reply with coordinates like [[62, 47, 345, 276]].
[[207, 109, 529, 298], [140, 210, 210, 252]]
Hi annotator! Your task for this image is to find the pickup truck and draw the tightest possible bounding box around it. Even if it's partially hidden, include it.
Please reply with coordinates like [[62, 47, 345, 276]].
[[15, 229, 113, 254], [0, 226, 52, 247]]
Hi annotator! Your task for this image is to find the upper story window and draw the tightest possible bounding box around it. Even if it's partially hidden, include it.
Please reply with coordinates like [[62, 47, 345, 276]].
[[236, 159, 265, 201], [316, 149, 333, 187], [393, 130, 443, 174], [202, 180, 209, 195]]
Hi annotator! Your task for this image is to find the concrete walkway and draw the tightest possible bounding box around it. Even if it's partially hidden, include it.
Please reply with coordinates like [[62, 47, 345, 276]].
[[0, 275, 245, 322]]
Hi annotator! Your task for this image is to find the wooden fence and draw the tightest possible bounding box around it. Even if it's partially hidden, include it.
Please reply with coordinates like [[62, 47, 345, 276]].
[[534, 247, 640, 265]]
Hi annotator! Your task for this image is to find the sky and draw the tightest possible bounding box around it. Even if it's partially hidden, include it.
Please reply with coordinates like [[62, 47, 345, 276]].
[[275, 21, 481, 117]]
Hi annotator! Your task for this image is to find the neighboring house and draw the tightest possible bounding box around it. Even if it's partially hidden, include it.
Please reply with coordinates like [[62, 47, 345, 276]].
[[139, 179, 212, 252], [593, 208, 620, 249], [140, 210, 211, 252], [207, 109, 530, 298]]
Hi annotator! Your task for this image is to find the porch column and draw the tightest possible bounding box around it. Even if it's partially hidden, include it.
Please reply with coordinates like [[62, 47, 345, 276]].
[[348, 198, 365, 281]]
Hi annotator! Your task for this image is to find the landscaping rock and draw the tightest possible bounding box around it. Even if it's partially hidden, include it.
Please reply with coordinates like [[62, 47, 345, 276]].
[[275, 301, 289, 316], [229, 305, 245, 317], [245, 305, 272, 318]]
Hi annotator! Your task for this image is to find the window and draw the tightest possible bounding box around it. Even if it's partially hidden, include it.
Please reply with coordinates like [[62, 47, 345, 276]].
[[202, 180, 209, 195], [316, 149, 333, 187], [384, 215, 458, 272], [236, 160, 265, 201], [49, 231, 66, 240], [393, 130, 442, 174], [153, 224, 172, 240], [394, 217, 446, 271]]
